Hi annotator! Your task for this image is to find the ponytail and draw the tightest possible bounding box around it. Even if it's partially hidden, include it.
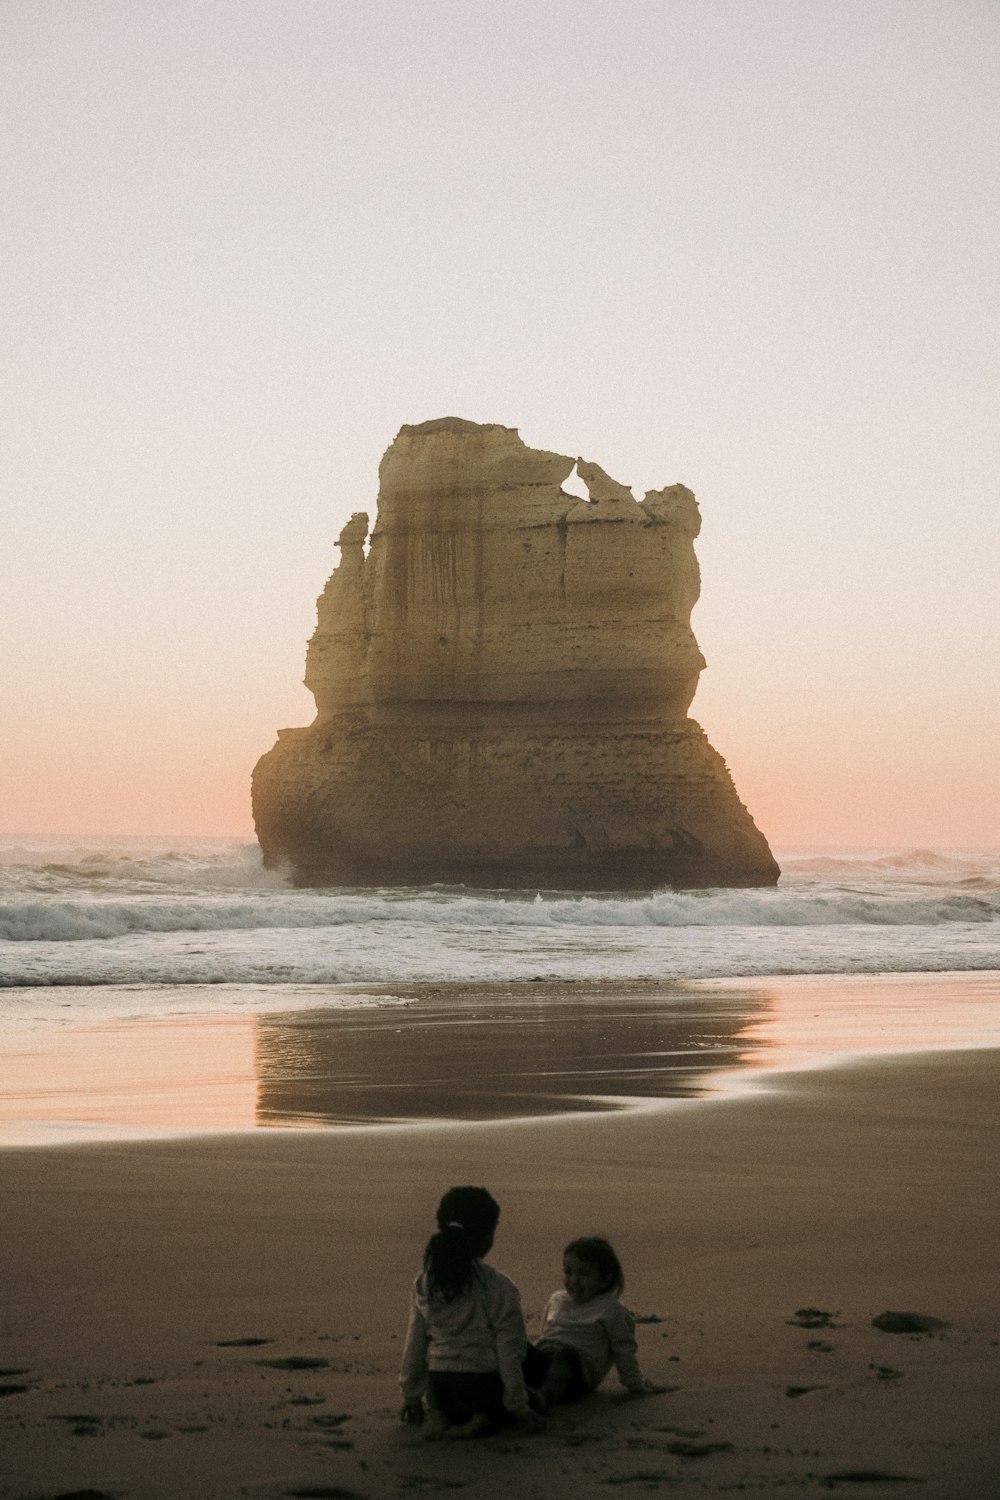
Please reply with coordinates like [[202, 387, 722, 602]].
[[424, 1222, 476, 1302], [423, 1186, 501, 1303]]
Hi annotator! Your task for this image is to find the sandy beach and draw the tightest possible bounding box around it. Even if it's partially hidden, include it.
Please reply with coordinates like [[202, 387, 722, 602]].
[[2, 1037, 998, 1499]]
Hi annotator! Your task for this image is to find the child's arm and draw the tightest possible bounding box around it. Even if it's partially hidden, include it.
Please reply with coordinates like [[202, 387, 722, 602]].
[[608, 1303, 668, 1395], [398, 1292, 429, 1420], [488, 1278, 532, 1416], [607, 1302, 646, 1392]]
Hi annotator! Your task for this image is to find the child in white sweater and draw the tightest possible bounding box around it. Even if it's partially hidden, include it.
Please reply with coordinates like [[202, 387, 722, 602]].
[[399, 1185, 543, 1440], [524, 1236, 662, 1411]]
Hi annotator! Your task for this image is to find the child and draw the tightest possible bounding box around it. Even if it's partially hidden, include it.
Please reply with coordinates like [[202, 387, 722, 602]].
[[399, 1185, 543, 1439], [524, 1236, 661, 1411]]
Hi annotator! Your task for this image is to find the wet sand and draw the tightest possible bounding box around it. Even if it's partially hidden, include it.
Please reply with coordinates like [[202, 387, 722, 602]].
[[3, 971, 1000, 1144], [1, 1041, 999, 1497]]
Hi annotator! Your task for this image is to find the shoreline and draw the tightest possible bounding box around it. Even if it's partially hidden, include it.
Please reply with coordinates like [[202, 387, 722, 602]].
[[2, 1045, 999, 1497]]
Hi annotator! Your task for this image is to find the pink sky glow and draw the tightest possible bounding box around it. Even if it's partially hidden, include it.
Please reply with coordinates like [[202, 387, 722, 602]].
[[3, 2, 998, 849]]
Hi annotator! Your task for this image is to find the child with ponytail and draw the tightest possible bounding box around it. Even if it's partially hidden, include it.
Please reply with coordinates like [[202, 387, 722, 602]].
[[399, 1186, 543, 1439]]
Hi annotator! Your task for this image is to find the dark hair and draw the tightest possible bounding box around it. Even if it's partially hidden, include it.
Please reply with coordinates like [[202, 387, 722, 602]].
[[423, 1186, 501, 1303], [564, 1236, 625, 1295]]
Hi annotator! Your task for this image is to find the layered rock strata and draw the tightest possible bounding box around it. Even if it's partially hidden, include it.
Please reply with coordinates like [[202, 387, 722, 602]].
[[252, 418, 779, 888]]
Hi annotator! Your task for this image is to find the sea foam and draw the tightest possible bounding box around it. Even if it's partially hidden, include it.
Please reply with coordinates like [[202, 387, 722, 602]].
[[1, 840, 998, 995]]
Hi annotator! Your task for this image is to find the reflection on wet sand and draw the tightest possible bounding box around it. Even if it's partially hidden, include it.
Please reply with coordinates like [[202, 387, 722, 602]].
[[0, 1015, 258, 1141], [2, 973, 998, 1143], [732, 972, 1000, 1074], [252, 982, 767, 1126]]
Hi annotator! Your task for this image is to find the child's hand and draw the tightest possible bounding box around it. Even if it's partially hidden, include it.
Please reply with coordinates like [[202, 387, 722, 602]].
[[400, 1399, 425, 1425], [515, 1407, 546, 1434]]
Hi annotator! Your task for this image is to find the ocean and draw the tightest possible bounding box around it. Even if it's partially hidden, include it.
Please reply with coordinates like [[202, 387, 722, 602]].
[[1, 838, 999, 1142], [3, 839, 1000, 995]]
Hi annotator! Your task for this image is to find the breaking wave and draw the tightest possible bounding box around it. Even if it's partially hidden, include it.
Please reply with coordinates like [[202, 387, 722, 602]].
[[1, 883, 998, 944], [1, 839, 998, 992]]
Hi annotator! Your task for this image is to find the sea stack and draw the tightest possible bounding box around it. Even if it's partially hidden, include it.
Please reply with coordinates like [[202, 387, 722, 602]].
[[252, 418, 779, 888]]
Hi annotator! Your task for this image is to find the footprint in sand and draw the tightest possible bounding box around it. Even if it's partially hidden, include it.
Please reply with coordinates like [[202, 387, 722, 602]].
[[0, 1367, 33, 1397], [49, 1414, 104, 1437], [259, 1357, 332, 1371], [820, 1470, 925, 1488], [787, 1308, 840, 1329], [664, 1438, 734, 1458], [396, 1479, 469, 1491], [602, 1474, 675, 1487], [46, 1490, 118, 1500], [282, 1488, 367, 1499], [304, 1412, 354, 1451]]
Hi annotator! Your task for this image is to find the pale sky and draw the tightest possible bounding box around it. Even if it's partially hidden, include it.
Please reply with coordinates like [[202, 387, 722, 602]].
[[3, 0, 998, 847]]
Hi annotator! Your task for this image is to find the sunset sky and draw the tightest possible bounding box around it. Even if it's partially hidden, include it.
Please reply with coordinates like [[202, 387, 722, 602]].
[[3, 0, 998, 848]]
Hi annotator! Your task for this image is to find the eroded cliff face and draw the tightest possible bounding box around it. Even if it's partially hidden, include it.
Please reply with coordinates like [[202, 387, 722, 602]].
[[252, 418, 779, 888]]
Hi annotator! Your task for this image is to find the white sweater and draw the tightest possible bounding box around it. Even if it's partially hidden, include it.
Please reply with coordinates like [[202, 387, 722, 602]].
[[399, 1261, 530, 1414], [538, 1288, 644, 1391]]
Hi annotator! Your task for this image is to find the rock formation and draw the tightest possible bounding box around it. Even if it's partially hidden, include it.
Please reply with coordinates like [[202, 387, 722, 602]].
[[252, 418, 779, 888]]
